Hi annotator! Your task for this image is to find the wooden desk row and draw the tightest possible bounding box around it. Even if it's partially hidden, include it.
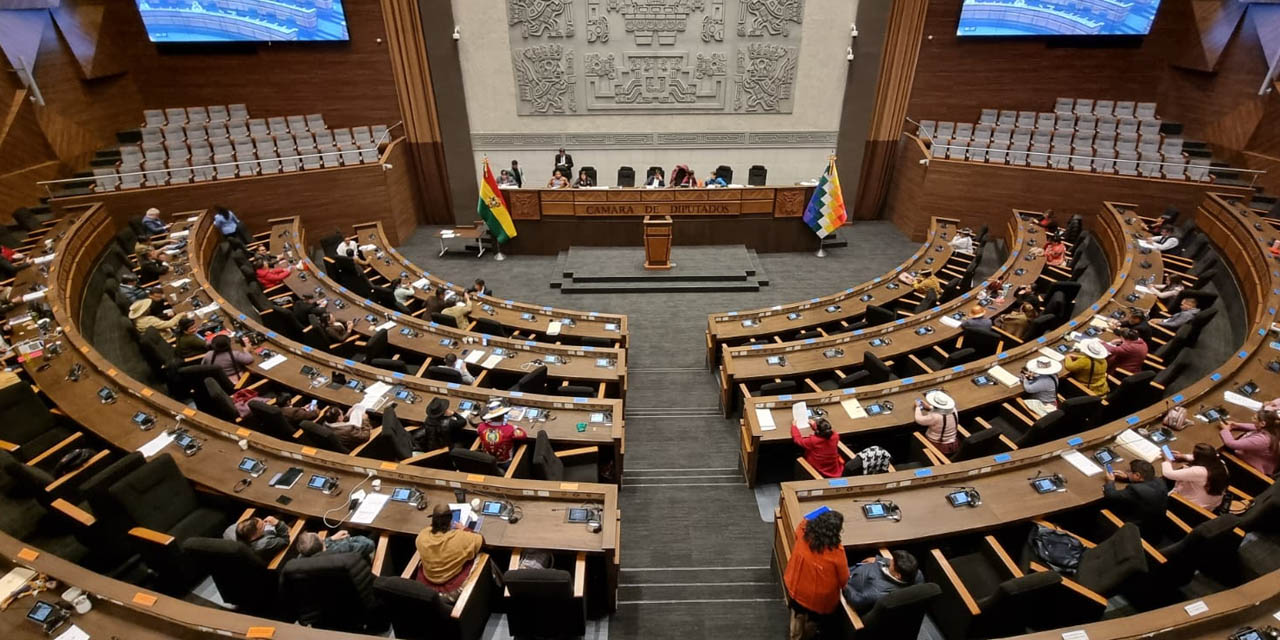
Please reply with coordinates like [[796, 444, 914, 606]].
[[352, 221, 629, 348], [739, 202, 1152, 485], [774, 190, 1273, 548], [706, 217, 962, 365], [718, 216, 1043, 415], [270, 219, 628, 398], [181, 213, 626, 479], [7, 203, 621, 609]]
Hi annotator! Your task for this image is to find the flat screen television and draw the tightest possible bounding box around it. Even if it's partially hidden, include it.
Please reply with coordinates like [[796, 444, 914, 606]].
[[956, 0, 1162, 37], [136, 0, 350, 43]]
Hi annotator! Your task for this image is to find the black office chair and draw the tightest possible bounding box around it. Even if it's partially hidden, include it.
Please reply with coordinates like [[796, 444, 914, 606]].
[[280, 552, 387, 633], [1059, 394, 1104, 428], [504, 568, 586, 640], [298, 420, 351, 454], [1103, 371, 1156, 421], [863, 304, 896, 327], [200, 377, 240, 421], [0, 378, 75, 461], [431, 312, 459, 328], [1152, 323, 1192, 361], [373, 574, 493, 640], [580, 336, 615, 348], [911, 290, 937, 314], [426, 365, 465, 384], [247, 400, 297, 440], [951, 428, 1007, 461], [617, 166, 635, 188], [361, 329, 390, 362], [927, 553, 1062, 639], [1023, 312, 1059, 339], [850, 583, 941, 640], [449, 448, 503, 476], [1014, 410, 1069, 447], [862, 351, 897, 384], [181, 537, 278, 616], [371, 285, 410, 315], [941, 347, 976, 367], [369, 357, 409, 373], [757, 380, 797, 396], [472, 317, 508, 337], [747, 164, 767, 186], [1148, 514, 1244, 600], [360, 405, 414, 462], [1182, 306, 1217, 348], [817, 370, 870, 392], [509, 365, 548, 394], [531, 431, 596, 483], [556, 384, 595, 397], [1152, 349, 1191, 389], [715, 164, 733, 184], [581, 166, 597, 184]]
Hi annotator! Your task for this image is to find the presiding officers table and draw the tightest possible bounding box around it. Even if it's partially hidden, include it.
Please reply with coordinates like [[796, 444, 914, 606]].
[[499, 185, 819, 254]]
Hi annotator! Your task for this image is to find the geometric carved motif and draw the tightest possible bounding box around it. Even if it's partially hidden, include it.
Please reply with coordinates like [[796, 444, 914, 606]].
[[508, 0, 800, 114], [508, 0, 576, 38]]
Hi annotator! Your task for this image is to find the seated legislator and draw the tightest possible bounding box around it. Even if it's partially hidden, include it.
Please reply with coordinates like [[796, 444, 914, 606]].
[[843, 550, 924, 614], [225, 516, 290, 561], [783, 510, 848, 637], [547, 169, 570, 189], [1037, 209, 1060, 232], [296, 530, 375, 560], [119, 272, 147, 302], [319, 311, 354, 342], [997, 302, 1037, 340], [959, 304, 991, 331], [1220, 409, 1280, 476], [475, 413, 528, 469], [0, 243, 26, 264], [704, 171, 727, 187], [645, 167, 666, 187], [129, 299, 183, 332], [1110, 308, 1154, 347], [497, 169, 519, 187], [468, 279, 492, 296], [1042, 231, 1068, 267], [1154, 297, 1200, 330], [292, 292, 326, 326], [253, 257, 292, 289], [442, 353, 475, 384], [573, 169, 594, 188], [1138, 230, 1180, 253], [915, 390, 960, 456], [417, 398, 468, 451], [1064, 338, 1110, 395], [416, 503, 484, 596], [442, 292, 475, 327], [212, 206, 244, 239], [898, 268, 942, 297], [144, 287, 172, 318], [319, 404, 373, 450], [425, 287, 449, 316], [201, 335, 254, 382], [393, 275, 416, 308], [1103, 460, 1169, 530], [1152, 273, 1185, 302], [670, 164, 698, 188], [137, 248, 171, 283], [949, 227, 976, 255], [174, 316, 208, 358], [1021, 357, 1062, 418], [1164, 443, 1230, 512], [141, 207, 169, 235], [792, 418, 853, 478], [1105, 328, 1149, 374]]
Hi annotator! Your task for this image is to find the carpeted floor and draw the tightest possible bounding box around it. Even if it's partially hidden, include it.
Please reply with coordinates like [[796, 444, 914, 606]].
[[398, 222, 918, 640]]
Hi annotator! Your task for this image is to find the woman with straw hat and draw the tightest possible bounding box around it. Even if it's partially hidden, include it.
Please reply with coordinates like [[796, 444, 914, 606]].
[[1021, 357, 1062, 417], [959, 304, 991, 331], [1064, 338, 1110, 395], [914, 390, 960, 456]]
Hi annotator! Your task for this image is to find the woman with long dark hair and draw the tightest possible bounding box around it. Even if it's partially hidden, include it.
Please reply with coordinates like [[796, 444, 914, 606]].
[[1163, 442, 1229, 511], [791, 418, 842, 478], [783, 510, 848, 639], [200, 334, 254, 382], [1220, 409, 1280, 476]]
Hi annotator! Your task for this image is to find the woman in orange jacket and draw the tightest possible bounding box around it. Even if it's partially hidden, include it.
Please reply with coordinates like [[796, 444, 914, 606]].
[[783, 510, 849, 639]]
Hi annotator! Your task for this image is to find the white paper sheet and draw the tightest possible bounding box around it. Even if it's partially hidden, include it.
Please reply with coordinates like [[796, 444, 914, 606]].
[[21, 290, 46, 302], [0, 567, 35, 601], [1134, 285, 1157, 295], [1038, 346, 1066, 362], [259, 354, 288, 370], [350, 493, 390, 525], [53, 625, 89, 640], [841, 397, 867, 419], [464, 350, 486, 364], [363, 382, 392, 404], [169, 229, 190, 240], [1115, 429, 1161, 463], [547, 321, 562, 336], [480, 354, 504, 370], [1089, 315, 1111, 329], [449, 502, 477, 525], [168, 278, 191, 288], [195, 302, 220, 316], [939, 315, 962, 328], [412, 277, 430, 289], [6, 313, 31, 327], [375, 320, 397, 332], [1062, 450, 1103, 477], [31, 254, 55, 265], [1060, 631, 1089, 640], [1224, 391, 1263, 412], [138, 433, 175, 458], [987, 365, 1020, 387], [791, 402, 808, 429], [755, 407, 777, 431]]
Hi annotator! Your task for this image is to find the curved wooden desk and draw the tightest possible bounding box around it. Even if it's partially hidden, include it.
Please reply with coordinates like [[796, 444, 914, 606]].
[[8, 203, 621, 609], [352, 221, 630, 348], [718, 216, 1045, 414], [739, 202, 1158, 485], [705, 217, 963, 365], [270, 219, 628, 398]]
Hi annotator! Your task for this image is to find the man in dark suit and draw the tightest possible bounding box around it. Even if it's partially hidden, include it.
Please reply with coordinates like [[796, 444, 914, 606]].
[[292, 292, 325, 326], [1102, 460, 1168, 531], [554, 147, 573, 174]]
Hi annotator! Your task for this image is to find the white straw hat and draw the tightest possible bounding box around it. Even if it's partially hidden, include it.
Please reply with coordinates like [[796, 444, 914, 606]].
[[1026, 357, 1062, 376], [924, 390, 955, 412], [1076, 338, 1108, 360]]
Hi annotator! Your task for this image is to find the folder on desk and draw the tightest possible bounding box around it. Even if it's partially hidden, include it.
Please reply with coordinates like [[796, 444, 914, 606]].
[[754, 408, 776, 431], [464, 350, 486, 365], [1037, 346, 1066, 362], [412, 278, 430, 290], [1089, 315, 1112, 329], [939, 315, 962, 328], [375, 321, 397, 332], [841, 397, 867, 419], [1062, 450, 1103, 477], [480, 354, 504, 370], [1115, 429, 1161, 463], [987, 365, 1020, 387]]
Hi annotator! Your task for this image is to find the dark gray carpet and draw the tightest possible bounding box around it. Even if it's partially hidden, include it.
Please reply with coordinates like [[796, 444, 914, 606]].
[[398, 223, 917, 639]]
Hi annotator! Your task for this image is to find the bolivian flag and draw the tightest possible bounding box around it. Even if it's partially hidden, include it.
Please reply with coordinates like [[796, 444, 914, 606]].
[[478, 159, 517, 243], [802, 157, 847, 238]]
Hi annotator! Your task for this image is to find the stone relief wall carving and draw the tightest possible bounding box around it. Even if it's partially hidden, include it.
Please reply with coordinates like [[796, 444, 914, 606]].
[[509, 0, 799, 114]]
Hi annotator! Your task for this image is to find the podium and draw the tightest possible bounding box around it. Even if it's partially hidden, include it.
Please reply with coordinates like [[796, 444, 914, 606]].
[[643, 215, 673, 270]]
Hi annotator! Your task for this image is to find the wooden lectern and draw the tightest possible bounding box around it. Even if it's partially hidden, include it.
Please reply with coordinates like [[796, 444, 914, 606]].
[[643, 216, 673, 270]]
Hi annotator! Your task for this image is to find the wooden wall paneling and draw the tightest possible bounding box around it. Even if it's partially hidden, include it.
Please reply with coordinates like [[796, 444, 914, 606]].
[[380, 0, 451, 224], [0, 162, 62, 220], [1250, 4, 1280, 69], [1245, 89, 1280, 160], [50, 140, 419, 244], [0, 89, 59, 175], [49, 1, 127, 79], [417, 0, 478, 224], [1169, 0, 1247, 72], [852, 0, 927, 220], [834, 0, 892, 214]]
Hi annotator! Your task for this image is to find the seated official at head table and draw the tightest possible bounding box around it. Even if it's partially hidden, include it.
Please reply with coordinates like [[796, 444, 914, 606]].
[[547, 169, 570, 189], [573, 169, 594, 188], [497, 169, 519, 187], [645, 167, 666, 187], [704, 171, 726, 187]]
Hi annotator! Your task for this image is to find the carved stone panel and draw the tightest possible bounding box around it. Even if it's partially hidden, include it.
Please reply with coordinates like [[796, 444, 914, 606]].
[[507, 0, 800, 115]]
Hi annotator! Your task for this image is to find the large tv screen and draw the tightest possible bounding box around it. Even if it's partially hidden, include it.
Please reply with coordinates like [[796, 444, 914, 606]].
[[136, 0, 350, 43], [957, 0, 1163, 37]]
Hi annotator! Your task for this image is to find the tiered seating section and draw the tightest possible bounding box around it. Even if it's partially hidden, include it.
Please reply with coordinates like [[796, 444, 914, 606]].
[[917, 97, 1211, 181], [93, 105, 388, 191]]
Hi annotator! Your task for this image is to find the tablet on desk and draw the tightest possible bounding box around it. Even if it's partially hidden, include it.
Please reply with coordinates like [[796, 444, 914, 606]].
[[566, 507, 591, 523], [1032, 477, 1059, 494], [482, 501, 504, 516], [861, 503, 889, 519], [946, 491, 973, 507], [271, 466, 303, 489]]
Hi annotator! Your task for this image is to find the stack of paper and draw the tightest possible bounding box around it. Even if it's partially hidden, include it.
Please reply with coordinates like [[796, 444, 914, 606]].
[[138, 432, 175, 458], [259, 354, 289, 370], [755, 407, 777, 431], [168, 278, 191, 288], [363, 381, 392, 404], [6, 313, 31, 328], [21, 290, 45, 302], [169, 229, 190, 239], [1115, 429, 1161, 463], [1134, 285, 1157, 295], [1089, 315, 1111, 329], [1038, 346, 1066, 362], [350, 493, 390, 524], [375, 320, 397, 332], [195, 302, 220, 316], [1224, 391, 1262, 412], [0, 567, 35, 601], [360, 244, 378, 253], [940, 315, 962, 328], [547, 321, 562, 336], [31, 254, 55, 265], [987, 365, 1020, 387], [412, 277, 430, 289], [841, 397, 867, 419], [480, 354, 505, 369], [464, 350, 486, 365], [1062, 450, 1103, 477]]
